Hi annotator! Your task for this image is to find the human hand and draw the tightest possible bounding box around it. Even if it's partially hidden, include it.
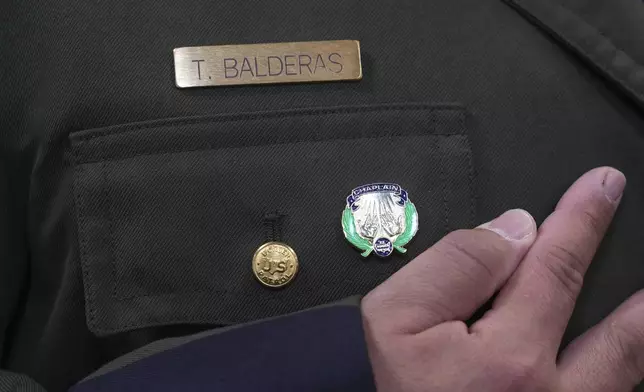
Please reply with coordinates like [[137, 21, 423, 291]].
[[362, 167, 644, 391]]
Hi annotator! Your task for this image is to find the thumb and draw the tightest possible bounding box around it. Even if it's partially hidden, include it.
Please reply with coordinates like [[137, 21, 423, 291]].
[[362, 209, 537, 335]]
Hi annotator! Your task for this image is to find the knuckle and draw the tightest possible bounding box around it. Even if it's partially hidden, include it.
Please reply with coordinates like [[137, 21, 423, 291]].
[[488, 357, 543, 389], [436, 230, 511, 280], [606, 317, 644, 379], [576, 207, 608, 241], [539, 243, 586, 300], [362, 284, 400, 317], [361, 290, 379, 314]]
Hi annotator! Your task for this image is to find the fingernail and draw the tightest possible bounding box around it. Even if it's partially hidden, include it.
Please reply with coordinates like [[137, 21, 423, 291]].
[[477, 209, 535, 241], [602, 169, 626, 203]]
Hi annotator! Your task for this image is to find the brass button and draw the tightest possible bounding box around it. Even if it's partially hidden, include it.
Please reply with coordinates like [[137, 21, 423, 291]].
[[252, 242, 299, 288]]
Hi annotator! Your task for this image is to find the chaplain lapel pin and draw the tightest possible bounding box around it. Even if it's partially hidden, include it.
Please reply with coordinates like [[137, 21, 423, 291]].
[[342, 183, 418, 257]]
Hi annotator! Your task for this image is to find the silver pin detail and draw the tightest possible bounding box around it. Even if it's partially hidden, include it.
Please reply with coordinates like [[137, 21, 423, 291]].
[[342, 183, 418, 257]]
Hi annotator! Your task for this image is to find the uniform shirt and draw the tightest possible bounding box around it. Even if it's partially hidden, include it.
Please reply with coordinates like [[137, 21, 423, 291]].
[[1, 0, 644, 390]]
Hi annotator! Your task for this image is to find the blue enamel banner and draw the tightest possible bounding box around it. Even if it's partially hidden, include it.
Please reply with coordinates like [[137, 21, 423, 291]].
[[346, 183, 409, 211]]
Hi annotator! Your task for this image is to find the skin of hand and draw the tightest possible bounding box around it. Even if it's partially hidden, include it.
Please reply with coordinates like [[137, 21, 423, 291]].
[[362, 167, 644, 391]]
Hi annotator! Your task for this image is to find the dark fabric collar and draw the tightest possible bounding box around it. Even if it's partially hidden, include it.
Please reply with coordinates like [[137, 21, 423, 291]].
[[505, 0, 644, 110]]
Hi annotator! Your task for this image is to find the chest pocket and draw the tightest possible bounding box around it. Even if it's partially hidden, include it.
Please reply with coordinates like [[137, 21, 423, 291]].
[[70, 103, 476, 335]]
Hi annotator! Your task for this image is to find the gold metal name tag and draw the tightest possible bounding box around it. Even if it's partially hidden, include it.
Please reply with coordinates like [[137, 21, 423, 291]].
[[173, 40, 362, 88]]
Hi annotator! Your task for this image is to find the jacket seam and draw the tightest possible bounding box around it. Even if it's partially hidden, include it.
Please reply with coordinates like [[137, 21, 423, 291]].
[[510, 0, 644, 101]]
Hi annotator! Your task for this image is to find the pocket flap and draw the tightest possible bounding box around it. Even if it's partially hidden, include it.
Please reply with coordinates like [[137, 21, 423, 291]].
[[71, 104, 475, 335]]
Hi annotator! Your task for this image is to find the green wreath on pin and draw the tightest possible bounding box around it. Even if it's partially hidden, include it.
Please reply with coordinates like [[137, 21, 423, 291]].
[[342, 201, 417, 257], [342, 207, 373, 257]]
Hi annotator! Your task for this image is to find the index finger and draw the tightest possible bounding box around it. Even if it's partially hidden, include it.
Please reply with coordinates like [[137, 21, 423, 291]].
[[473, 167, 625, 351]]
